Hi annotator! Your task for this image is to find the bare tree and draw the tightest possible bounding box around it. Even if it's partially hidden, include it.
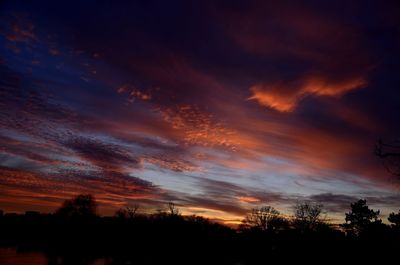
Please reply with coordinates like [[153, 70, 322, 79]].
[[375, 138, 400, 177], [167, 202, 180, 216], [116, 204, 139, 219], [293, 202, 324, 231], [241, 206, 285, 231]]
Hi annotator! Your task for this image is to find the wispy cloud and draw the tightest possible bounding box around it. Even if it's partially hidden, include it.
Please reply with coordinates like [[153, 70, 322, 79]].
[[249, 76, 366, 112]]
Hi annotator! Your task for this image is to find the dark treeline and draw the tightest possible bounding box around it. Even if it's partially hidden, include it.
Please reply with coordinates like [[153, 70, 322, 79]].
[[1, 195, 400, 265]]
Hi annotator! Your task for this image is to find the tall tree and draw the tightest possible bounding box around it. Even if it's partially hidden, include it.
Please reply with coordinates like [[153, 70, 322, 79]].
[[342, 199, 381, 235]]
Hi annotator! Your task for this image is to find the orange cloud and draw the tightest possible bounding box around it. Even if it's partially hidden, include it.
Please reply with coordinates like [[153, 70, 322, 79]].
[[143, 156, 199, 172], [158, 104, 239, 150], [116, 84, 153, 102], [237, 196, 260, 203], [0, 166, 160, 214], [249, 76, 366, 112]]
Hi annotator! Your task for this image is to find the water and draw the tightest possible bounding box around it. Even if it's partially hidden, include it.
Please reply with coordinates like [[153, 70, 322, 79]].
[[0, 248, 109, 265], [0, 247, 239, 265], [0, 248, 47, 265]]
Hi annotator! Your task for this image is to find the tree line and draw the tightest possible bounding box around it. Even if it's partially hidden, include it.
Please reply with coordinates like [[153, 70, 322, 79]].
[[48, 194, 400, 236], [241, 199, 400, 235], [1, 194, 399, 264]]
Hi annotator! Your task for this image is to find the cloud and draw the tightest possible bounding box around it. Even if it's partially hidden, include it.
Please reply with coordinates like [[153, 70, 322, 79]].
[[5, 14, 36, 43], [216, 2, 371, 113], [158, 104, 239, 150], [143, 156, 198, 172], [309, 192, 400, 217], [63, 136, 141, 172], [0, 166, 162, 213], [249, 75, 366, 112], [183, 177, 290, 216], [237, 196, 260, 203], [309, 193, 359, 213], [2, 13, 37, 53], [116, 84, 153, 102]]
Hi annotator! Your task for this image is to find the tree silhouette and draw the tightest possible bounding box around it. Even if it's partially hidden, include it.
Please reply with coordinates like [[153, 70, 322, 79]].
[[116, 204, 139, 219], [375, 138, 400, 177], [388, 210, 400, 227], [241, 206, 285, 231], [293, 202, 324, 231], [56, 194, 97, 218], [155, 202, 182, 220], [2, 195, 399, 264], [167, 202, 180, 216], [342, 199, 381, 236]]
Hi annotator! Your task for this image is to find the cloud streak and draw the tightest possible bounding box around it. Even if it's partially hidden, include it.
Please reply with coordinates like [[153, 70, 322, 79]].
[[249, 76, 366, 112]]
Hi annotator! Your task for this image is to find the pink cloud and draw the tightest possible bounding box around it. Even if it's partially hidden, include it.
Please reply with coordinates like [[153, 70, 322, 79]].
[[249, 75, 366, 112]]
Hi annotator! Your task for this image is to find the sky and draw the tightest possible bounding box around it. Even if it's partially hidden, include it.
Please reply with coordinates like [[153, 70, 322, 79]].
[[0, 0, 400, 225]]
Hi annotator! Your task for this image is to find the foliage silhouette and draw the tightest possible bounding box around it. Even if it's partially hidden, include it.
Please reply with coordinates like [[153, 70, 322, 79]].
[[342, 199, 381, 236], [388, 210, 400, 227], [56, 194, 97, 219], [0, 195, 399, 264]]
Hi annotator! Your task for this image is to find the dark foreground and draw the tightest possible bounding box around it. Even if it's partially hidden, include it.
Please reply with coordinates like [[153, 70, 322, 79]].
[[0, 212, 399, 265]]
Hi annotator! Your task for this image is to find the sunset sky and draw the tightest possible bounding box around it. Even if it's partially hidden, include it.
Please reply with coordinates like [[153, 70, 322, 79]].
[[1, 0, 400, 224]]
